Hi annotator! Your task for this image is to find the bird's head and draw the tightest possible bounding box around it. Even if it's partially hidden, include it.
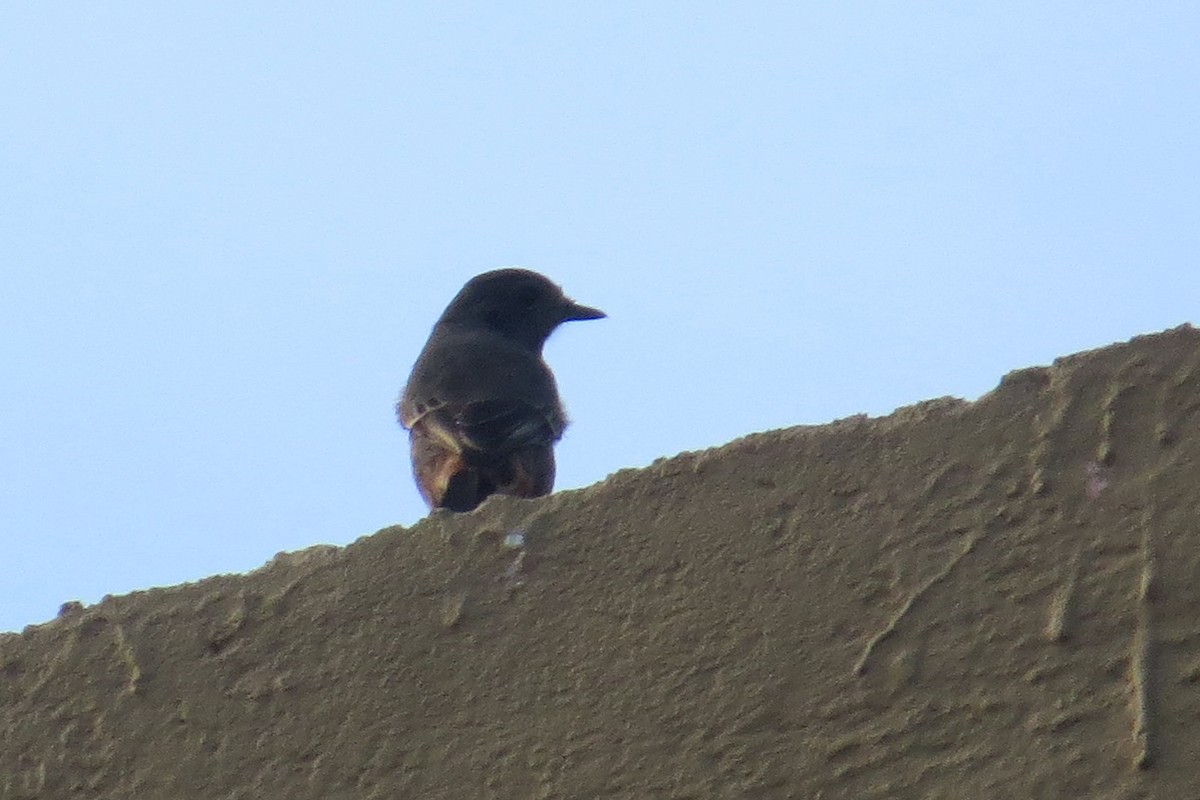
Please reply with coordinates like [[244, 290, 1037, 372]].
[[437, 268, 605, 350]]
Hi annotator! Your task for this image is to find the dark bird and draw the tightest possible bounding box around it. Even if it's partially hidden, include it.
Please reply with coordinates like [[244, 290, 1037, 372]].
[[398, 269, 605, 512]]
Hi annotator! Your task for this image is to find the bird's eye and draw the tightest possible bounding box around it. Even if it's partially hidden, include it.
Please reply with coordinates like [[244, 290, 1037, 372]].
[[517, 286, 540, 308]]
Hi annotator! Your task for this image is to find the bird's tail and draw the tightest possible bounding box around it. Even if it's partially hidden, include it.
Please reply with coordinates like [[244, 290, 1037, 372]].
[[441, 469, 485, 513]]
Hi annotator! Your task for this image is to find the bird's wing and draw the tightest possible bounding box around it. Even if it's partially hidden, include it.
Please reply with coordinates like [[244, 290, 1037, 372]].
[[441, 398, 563, 455], [407, 399, 560, 511]]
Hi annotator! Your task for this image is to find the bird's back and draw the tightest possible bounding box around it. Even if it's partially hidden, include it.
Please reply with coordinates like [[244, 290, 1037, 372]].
[[399, 323, 566, 511], [399, 323, 565, 432]]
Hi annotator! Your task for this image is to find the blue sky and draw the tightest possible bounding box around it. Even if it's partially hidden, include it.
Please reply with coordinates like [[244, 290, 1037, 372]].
[[2, 3, 1197, 632]]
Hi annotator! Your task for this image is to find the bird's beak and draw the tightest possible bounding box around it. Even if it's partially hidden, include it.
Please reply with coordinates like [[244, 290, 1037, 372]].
[[562, 301, 606, 322]]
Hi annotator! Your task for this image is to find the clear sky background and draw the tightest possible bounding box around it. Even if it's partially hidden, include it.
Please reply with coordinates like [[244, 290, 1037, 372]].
[[2, 4, 1197, 632]]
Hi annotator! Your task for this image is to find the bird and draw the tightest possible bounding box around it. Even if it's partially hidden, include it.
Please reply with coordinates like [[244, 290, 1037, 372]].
[[398, 268, 605, 513]]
